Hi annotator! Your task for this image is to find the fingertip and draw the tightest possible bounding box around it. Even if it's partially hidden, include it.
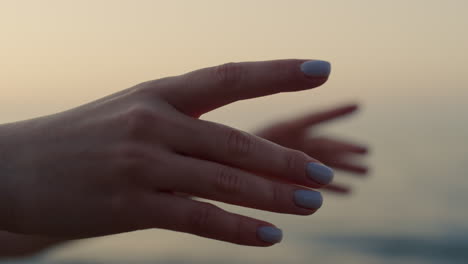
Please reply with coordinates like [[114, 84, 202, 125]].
[[362, 146, 370, 154], [309, 76, 330, 88], [324, 184, 352, 195], [329, 103, 360, 116], [306, 162, 334, 186], [360, 166, 370, 175], [297, 208, 319, 216], [300, 60, 331, 78], [341, 103, 360, 113], [257, 226, 283, 245], [293, 189, 323, 210], [351, 165, 370, 176], [349, 103, 360, 111], [355, 146, 369, 154]]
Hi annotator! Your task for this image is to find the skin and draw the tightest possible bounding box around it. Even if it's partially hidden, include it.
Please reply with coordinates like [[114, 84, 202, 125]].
[[0, 231, 62, 258], [0, 103, 368, 258], [0, 59, 368, 251], [0, 104, 369, 258]]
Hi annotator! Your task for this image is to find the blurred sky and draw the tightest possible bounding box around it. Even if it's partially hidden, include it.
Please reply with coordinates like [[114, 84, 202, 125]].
[[1, 0, 467, 123], [1, 0, 468, 263]]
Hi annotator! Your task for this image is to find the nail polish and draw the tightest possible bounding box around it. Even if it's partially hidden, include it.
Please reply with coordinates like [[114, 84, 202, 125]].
[[300, 60, 331, 77], [294, 190, 323, 209], [307, 163, 334, 185], [257, 226, 283, 244]]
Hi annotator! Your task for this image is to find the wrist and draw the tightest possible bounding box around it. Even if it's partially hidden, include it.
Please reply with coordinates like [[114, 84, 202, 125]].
[[0, 124, 18, 232], [0, 231, 63, 258]]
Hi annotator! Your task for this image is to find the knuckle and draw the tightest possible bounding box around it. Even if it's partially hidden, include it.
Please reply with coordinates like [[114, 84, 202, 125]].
[[226, 129, 255, 156], [214, 167, 243, 194], [265, 60, 295, 93], [214, 62, 243, 89], [118, 105, 157, 140], [133, 76, 172, 96], [285, 150, 308, 174], [188, 203, 218, 235], [270, 183, 284, 205], [276, 60, 296, 80]]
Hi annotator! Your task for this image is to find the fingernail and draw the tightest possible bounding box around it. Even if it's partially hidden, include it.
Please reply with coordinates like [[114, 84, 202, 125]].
[[257, 226, 283, 244], [307, 163, 334, 185], [300, 60, 331, 77], [294, 190, 323, 209]]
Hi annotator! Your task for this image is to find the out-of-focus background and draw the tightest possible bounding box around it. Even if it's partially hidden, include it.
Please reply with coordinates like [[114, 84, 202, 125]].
[[1, 0, 468, 263]]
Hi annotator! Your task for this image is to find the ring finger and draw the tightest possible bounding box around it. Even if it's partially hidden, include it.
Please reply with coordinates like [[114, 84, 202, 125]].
[[154, 154, 323, 215]]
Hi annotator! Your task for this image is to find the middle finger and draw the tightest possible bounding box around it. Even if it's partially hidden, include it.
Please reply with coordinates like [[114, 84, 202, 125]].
[[156, 153, 323, 214], [171, 119, 334, 188]]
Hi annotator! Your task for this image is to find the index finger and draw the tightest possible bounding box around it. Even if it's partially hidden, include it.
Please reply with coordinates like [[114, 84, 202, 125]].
[[155, 59, 331, 117]]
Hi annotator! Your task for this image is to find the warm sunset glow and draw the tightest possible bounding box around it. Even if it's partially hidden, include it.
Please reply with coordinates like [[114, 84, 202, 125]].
[[1, 1, 467, 263]]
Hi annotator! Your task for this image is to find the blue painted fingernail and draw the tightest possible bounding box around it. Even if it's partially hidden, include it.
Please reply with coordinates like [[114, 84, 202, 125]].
[[257, 226, 283, 244], [300, 60, 331, 77], [307, 163, 334, 185], [294, 190, 323, 209]]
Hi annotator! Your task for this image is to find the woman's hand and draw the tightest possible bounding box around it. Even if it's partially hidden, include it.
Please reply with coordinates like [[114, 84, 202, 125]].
[[255, 104, 369, 194], [0, 59, 333, 246]]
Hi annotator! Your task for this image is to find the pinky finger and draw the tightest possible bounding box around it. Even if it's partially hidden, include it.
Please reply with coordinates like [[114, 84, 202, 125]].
[[141, 192, 283, 246]]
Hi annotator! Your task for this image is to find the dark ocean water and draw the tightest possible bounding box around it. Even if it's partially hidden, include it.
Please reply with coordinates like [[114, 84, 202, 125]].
[[319, 234, 468, 264], [4, 233, 468, 264]]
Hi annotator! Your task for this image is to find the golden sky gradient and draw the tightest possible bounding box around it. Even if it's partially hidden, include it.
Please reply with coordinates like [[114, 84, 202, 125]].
[[1, 1, 468, 262], [1, 0, 467, 125]]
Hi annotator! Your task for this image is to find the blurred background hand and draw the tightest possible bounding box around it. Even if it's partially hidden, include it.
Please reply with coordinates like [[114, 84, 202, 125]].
[[255, 104, 369, 194]]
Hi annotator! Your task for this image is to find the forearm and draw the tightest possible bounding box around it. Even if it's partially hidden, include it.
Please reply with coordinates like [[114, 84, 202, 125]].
[[0, 123, 16, 232], [0, 124, 64, 258]]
